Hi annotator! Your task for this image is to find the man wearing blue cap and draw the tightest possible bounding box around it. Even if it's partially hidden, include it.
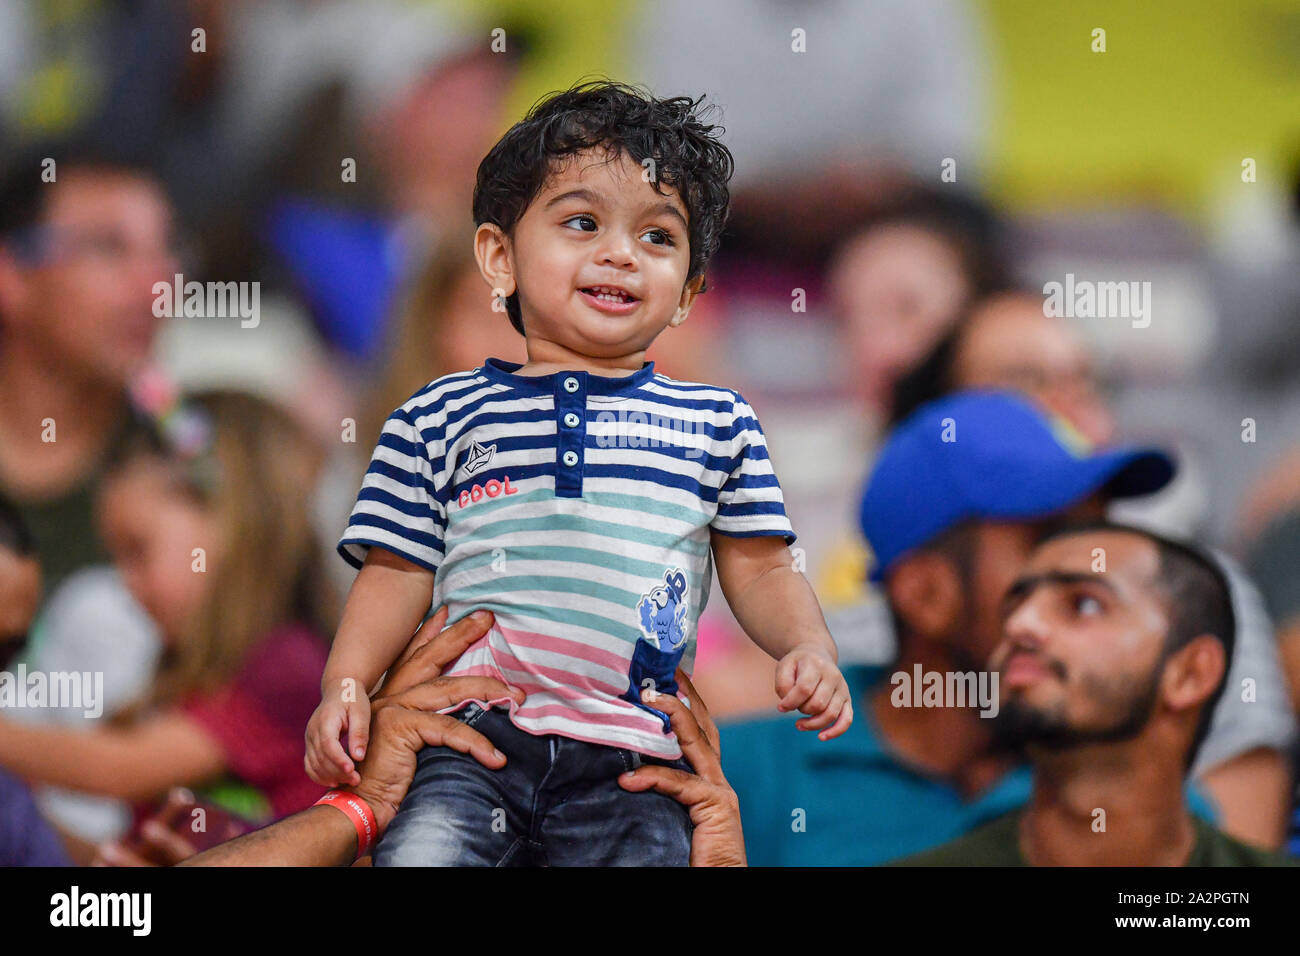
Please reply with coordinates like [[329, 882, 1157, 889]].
[[718, 390, 1185, 866], [887, 291, 1295, 848]]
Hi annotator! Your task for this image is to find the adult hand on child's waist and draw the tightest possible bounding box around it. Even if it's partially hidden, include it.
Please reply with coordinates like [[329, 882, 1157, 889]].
[[617, 670, 747, 866], [349, 606, 525, 835]]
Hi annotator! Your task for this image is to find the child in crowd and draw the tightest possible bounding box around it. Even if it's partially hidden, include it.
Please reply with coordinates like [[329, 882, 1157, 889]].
[[0, 387, 333, 841], [307, 82, 851, 866]]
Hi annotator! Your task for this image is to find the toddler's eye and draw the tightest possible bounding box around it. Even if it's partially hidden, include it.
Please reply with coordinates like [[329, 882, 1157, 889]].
[[562, 215, 597, 232], [641, 228, 673, 246]]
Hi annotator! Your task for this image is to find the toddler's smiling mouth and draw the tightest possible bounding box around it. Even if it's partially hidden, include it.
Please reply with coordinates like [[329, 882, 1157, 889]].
[[578, 285, 641, 314]]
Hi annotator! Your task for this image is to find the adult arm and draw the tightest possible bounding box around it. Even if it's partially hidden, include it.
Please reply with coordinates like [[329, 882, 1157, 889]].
[[177, 804, 358, 867]]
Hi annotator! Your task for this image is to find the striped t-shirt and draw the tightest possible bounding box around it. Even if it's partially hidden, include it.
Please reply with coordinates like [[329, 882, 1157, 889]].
[[338, 357, 795, 758]]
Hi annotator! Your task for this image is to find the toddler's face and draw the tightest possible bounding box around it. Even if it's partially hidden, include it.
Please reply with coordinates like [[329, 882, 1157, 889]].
[[491, 147, 699, 359]]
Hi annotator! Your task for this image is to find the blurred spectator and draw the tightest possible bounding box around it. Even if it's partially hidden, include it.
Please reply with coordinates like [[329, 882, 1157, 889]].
[[691, 192, 1007, 713], [902, 524, 1291, 867], [9, 565, 161, 853], [0, 497, 70, 866], [0, 150, 177, 595], [360, 235, 526, 452], [891, 292, 1297, 847], [367, 44, 519, 241], [0, 149, 177, 852], [262, 39, 520, 362], [830, 195, 1008, 423], [892, 290, 1113, 442], [100, 609, 531, 867], [0, 390, 333, 861], [630, 0, 991, 262], [894, 289, 1212, 536], [719, 392, 1192, 865], [0, 1, 473, 236]]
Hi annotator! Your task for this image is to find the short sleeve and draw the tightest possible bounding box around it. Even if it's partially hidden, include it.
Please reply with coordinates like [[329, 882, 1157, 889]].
[[710, 394, 796, 544], [338, 404, 447, 573]]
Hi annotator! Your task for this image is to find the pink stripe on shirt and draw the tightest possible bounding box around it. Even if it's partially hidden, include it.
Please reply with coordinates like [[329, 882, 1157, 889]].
[[438, 622, 683, 757]]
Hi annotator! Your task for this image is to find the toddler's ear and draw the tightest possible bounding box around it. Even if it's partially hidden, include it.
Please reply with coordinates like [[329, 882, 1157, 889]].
[[474, 222, 516, 298], [669, 275, 706, 327]]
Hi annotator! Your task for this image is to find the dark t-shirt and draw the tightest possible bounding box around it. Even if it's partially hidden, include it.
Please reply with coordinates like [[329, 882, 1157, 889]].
[[7, 411, 141, 597], [894, 809, 1296, 866], [15, 480, 107, 599], [0, 767, 70, 866]]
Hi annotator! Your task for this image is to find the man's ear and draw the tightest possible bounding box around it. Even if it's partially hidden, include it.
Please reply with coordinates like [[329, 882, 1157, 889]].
[[474, 223, 516, 302], [668, 274, 706, 328], [887, 552, 965, 644], [1161, 634, 1227, 715]]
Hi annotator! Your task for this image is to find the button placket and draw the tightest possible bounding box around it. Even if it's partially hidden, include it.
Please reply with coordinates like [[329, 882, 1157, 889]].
[[554, 371, 587, 498]]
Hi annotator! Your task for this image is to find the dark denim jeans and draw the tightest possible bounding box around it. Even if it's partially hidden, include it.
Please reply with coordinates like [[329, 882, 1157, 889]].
[[372, 704, 694, 866]]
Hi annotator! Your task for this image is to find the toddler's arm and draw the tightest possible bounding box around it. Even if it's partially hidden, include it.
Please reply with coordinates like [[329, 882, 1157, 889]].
[[711, 533, 853, 740], [306, 547, 435, 786]]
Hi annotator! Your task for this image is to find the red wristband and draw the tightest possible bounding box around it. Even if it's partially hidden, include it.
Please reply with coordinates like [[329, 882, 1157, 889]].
[[315, 790, 378, 859]]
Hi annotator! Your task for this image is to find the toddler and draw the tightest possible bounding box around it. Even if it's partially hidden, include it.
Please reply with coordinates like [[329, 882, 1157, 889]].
[[307, 82, 851, 866]]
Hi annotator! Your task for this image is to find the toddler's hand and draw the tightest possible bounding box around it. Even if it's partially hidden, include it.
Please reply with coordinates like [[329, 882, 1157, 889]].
[[305, 685, 372, 787], [775, 644, 854, 741]]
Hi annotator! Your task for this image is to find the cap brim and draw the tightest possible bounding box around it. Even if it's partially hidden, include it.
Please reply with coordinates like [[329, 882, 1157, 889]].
[[1093, 447, 1176, 498]]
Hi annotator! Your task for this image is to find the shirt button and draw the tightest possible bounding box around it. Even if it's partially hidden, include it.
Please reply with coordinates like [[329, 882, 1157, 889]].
[[563, 412, 580, 428], [562, 450, 579, 467], [563, 376, 579, 393]]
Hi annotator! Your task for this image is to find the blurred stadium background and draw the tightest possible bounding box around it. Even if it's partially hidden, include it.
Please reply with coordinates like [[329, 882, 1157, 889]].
[[2, 0, 1300, 861]]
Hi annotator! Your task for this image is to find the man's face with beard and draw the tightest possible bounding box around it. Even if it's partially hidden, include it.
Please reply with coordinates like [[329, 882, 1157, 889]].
[[988, 530, 1172, 752]]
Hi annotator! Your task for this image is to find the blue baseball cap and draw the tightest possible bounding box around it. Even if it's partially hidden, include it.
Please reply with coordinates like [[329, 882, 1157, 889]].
[[860, 390, 1175, 582]]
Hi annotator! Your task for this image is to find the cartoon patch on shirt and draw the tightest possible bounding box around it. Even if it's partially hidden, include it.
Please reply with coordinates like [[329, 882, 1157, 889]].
[[626, 568, 690, 733], [636, 568, 689, 651]]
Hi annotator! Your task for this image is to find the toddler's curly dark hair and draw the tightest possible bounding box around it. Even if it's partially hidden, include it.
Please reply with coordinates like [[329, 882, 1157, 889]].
[[472, 79, 734, 335]]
